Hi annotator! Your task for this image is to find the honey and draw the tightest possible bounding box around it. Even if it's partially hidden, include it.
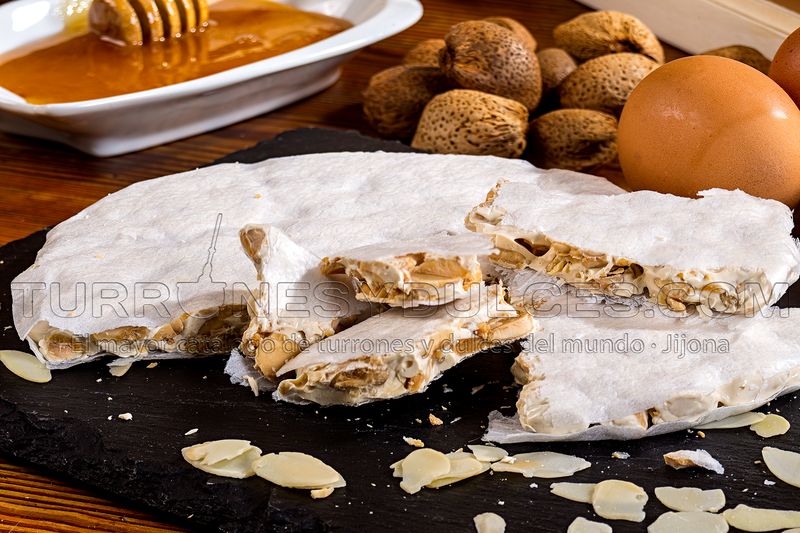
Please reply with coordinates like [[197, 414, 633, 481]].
[[0, 0, 351, 104]]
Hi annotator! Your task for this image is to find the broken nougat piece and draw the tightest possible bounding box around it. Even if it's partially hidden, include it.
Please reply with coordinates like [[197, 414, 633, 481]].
[[494, 282, 800, 440], [273, 283, 537, 405], [21, 215, 251, 367], [466, 181, 800, 315], [319, 233, 496, 307], [238, 224, 364, 380]]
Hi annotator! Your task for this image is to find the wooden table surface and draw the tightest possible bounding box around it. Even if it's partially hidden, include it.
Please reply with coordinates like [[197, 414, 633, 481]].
[[0, 1, 686, 530]]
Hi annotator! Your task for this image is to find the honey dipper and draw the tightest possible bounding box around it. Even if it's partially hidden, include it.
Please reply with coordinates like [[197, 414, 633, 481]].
[[87, 0, 208, 45]]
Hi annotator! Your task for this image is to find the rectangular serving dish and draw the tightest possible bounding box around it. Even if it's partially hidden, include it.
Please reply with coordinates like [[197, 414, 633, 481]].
[[0, 0, 421, 156], [576, 0, 800, 59]]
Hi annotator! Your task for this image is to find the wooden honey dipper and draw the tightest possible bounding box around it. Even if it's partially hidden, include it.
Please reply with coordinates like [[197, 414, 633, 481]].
[[88, 0, 209, 45]]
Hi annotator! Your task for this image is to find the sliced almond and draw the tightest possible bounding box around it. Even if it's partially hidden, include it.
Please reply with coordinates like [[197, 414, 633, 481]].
[[310, 487, 334, 499], [567, 517, 612, 533], [109, 362, 132, 377], [252, 452, 344, 489], [491, 451, 591, 478], [397, 448, 451, 494], [183, 439, 251, 464], [592, 479, 648, 522], [648, 511, 729, 533], [762, 447, 800, 488], [696, 412, 766, 429], [182, 440, 262, 479], [428, 454, 487, 488], [750, 414, 790, 438], [654, 486, 725, 513], [468, 445, 508, 463], [474, 512, 506, 533], [403, 436, 424, 448], [721, 504, 800, 531], [550, 482, 596, 503], [0, 350, 51, 383], [664, 449, 724, 474]]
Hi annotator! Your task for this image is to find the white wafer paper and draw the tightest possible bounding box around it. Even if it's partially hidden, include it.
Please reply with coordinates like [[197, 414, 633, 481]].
[[11, 152, 619, 367], [477, 184, 799, 274], [483, 285, 800, 442], [224, 349, 276, 393], [468, 184, 800, 313]]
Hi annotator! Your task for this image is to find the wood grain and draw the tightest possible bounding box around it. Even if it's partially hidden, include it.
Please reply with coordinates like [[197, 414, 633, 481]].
[[0, 1, 686, 530]]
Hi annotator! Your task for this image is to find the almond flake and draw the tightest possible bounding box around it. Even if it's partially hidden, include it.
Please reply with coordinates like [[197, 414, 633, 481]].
[[592, 479, 648, 522], [182, 440, 263, 479], [397, 448, 450, 494], [428, 453, 487, 489], [109, 363, 132, 377], [468, 445, 508, 463], [244, 375, 259, 397], [566, 517, 611, 533], [403, 437, 424, 448], [252, 452, 344, 489], [696, 412, 767, 429], [491, 452, 591, 478], [722, 504, 800, 531], [550, 482, 596, 503], [648, 511, 728, 533], [762, 447, 800, 488], [146, 362, 158, 369], [473, 512, 506, 533], [654, 486, 725, 513], [0, 350, 51, 383], [310, 487, 334, 499], [429, 413, 443, 426], [664, 449, 724, 474], [750, 414, 790, 438]]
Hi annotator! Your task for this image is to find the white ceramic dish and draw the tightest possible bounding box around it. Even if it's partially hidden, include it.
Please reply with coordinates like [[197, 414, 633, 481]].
[[0, 0, 422, 156]]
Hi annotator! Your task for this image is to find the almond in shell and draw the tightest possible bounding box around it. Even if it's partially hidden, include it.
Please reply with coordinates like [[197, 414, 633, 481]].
[[441, 20, 542, 110], [363, 65, 448, 139], [558, 52, 659, 116], [530, 108, 617, 171], [554, 11, 664, 64], [411, 89, 528, 158]]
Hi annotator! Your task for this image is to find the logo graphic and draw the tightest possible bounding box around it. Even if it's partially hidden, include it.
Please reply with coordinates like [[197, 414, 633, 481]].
[[176, 213, 227, 318]]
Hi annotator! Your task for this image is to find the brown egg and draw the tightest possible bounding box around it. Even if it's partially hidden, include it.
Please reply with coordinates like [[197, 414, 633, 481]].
[[770, 26, 800, 109], [618, 55, 800, 207]]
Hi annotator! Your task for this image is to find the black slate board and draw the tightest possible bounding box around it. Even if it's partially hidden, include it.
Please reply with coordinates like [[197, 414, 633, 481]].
[[1, 128, 799, 533]]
